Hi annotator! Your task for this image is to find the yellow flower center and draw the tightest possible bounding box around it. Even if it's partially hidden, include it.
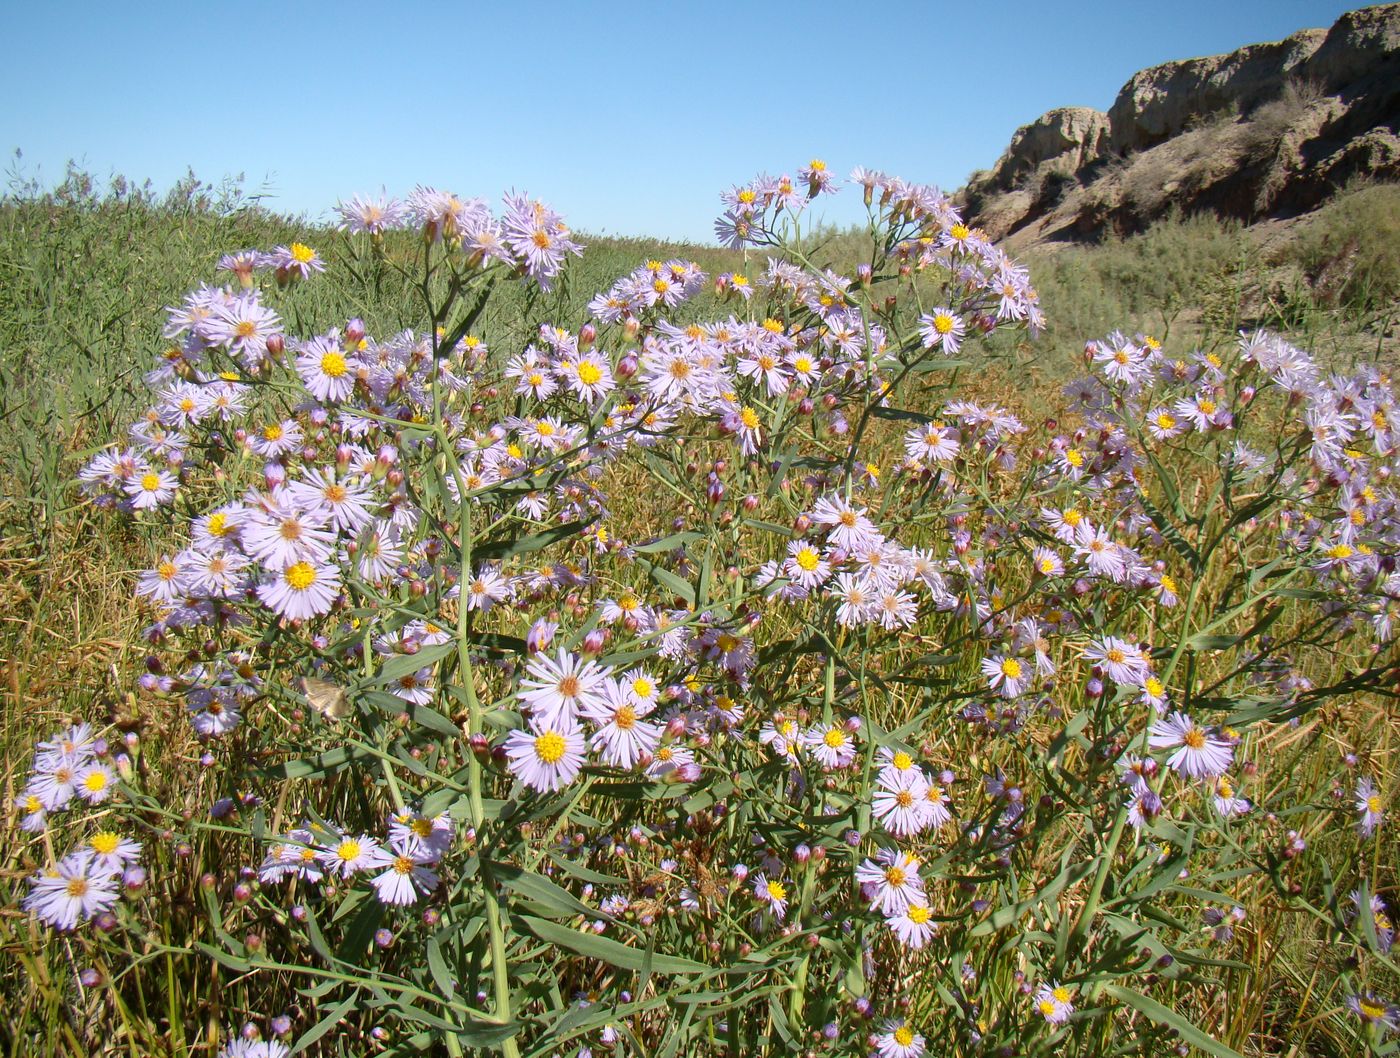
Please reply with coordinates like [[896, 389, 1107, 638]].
[[1000, 658, 1023, 679], [740, 407, 761, 430], [1367, 795, 1383, 813], [823, 728, 847, 749], [614, 705, 637, 730], [932, 313, 954, 335], [795, 547, 821, 572], [1183, 728, 1206, 750], [337, 840, 361, 862], [262, 423, 283, 442], [885, 867, 906, 887], [895, 790, 914, 807], [393, 855, 415, 875], [765, 879, 786, 901], [140, 472, 161, 492], [234, 320, 257, 339], [1198, 399, 1217, 416], [83, 771, 108, 792], [535, 731, 567, 764], [1052, 986, 1072, 1004], [284, 562, 317, 590], [1065, 449, 1084, 468], [66, 878, 89, 898], [90, 832, 120, 855], [290, 243, 317, 264], [894, 1026, 914, 1046], [577, 361, 603, 385], [1063, 510, 1082, 527], [321, 351, 348, 377]]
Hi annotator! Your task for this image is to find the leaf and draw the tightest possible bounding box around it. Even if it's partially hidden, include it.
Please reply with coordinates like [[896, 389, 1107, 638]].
[[493, 862, 613, 923], [193, 941, 249, 972], [870, 405, 935, 424], [632, 530, 704, 554], [474, 517, 596, 563], [516, 916, 709, 974], [376, 642, 456, 684], [262, 744, 370, 781], [292, 995, 357, 1053], [970, 860, 1095, 937], [1104, 985, 1246, 1058], [634, 557, 696, 607], [426, 935, 457, 999]]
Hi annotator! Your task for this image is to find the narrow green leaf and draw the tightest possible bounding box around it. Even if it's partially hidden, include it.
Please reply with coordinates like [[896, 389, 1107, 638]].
[[516, 915, 708, 974], [1103, 984, 1246, 1058]]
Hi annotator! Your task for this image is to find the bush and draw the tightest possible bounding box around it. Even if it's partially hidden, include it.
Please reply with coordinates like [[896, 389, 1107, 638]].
[[6, 164, 1400, 1058]]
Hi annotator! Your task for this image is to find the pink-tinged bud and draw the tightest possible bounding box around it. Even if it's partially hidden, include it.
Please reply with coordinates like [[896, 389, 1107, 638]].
[[233, 428, 247, 445], [713, 459, 727, 474], [299, 445, 317, 462], [793, 843, 811, 863], [731, 862, 750, 882], [616, 352, 639, 379], [708, 480, 725, 506], [822, 392, 839, 410], [233, 883, 253, 903], [855, 263, 872, 284], [376, 444, 397, 467], [798, 397, 815, 415], [401, 638, 420, 656], [345, 318, 366, 343], [582, 628, 608, 654], [245, 932, 263, 953], [579, 323, 597, 347], [266, 334, 285, 357], [386, 469, 404, 488], [1240, 386, 1256, 406], [409, 580, 427, 598], [264, 464, 286, 491], [742, 493, 759, 512], [845, 715, 862, 733], [666, 715, 688, 739], [677, 762, 701, 782], [793, 514, 811, 534], [623, 317, 641, 341], [828, 546, 848, 564]]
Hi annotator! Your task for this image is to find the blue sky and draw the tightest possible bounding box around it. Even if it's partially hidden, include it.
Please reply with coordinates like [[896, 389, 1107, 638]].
[[0, 0, 1364, 242]]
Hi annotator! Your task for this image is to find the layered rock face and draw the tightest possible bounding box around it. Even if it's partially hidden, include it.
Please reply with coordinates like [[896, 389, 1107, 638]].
[[962, 3, 1400, 246]]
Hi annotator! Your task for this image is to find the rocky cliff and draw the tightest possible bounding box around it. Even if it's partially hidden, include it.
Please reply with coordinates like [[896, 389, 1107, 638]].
[[961, 3, 1400, 247]]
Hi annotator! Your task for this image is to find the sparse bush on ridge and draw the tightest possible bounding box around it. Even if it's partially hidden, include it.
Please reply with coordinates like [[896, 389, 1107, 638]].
[[0, 163, 1398, 1058]]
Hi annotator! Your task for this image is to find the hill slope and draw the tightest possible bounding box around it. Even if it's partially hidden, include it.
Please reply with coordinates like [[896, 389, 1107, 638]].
[[962, 3, 1400, 248]]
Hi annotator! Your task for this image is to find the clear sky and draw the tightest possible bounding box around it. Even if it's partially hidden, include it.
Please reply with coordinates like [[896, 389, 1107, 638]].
[[0, 0, 1367, 242]]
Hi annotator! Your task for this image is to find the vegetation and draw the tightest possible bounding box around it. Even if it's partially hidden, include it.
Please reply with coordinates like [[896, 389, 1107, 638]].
[[0, 164, 1397, 1058]]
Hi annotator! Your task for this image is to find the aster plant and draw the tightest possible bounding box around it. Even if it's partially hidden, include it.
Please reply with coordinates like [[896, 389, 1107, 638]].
[[16, 163, 1400, 1057]]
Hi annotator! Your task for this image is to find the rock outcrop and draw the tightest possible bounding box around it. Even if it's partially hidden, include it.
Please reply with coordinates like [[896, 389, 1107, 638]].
[[961, 3, 1400, 247]]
